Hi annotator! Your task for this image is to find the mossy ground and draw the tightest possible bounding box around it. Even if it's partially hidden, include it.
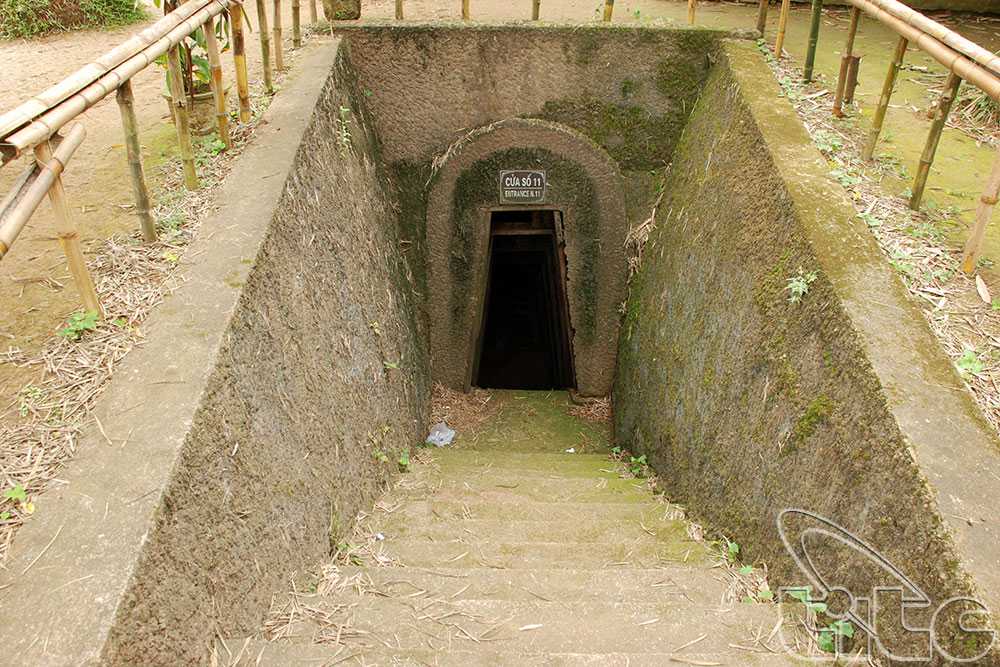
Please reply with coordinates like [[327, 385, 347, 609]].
[[453, 390, 611, 454]]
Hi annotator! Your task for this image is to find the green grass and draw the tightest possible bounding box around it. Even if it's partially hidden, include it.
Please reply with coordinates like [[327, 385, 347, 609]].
[[0, 0, 145, 39]]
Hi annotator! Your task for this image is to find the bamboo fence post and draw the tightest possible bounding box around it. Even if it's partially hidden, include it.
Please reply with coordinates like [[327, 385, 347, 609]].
[[34, 139, 103, 316], [115, 81, 156, 242], [255, 0, 274, 94], [532, 0, 539, 20], [756, 0, 769, 36], [833, 7, 861, 117], [774, 0, 791, 57], [862, 35, 907, 161], [274, 0, 285, 71], [292, 0, 301, 47], [165, 26, 199, 189], [962, 147, 1000, 274], [231, 6, 251, 123], [309, 0, 317, 22], [687, 0, 696, 25], [910, 72, 961, 210], [203, 14, 232, 150], [845, 55, 861, 104], [462, 0, 469, 20], [803, 0, 823, 82], [396, 0, 403, 19], [602, 0, 613, 22]]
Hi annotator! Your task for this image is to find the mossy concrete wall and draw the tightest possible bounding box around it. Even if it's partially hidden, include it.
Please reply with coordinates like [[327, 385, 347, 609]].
[[0, 42, 429, 664], [615, 39, 1000, 659], [337, 22, 731, 392]]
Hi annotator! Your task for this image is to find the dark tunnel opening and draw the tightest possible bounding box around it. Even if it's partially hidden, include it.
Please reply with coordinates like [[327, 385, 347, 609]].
[[474, 210, 575, 390]]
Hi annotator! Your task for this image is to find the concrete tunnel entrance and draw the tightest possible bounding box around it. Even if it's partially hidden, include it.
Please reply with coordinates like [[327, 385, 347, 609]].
[[474, 209, 575, 390]]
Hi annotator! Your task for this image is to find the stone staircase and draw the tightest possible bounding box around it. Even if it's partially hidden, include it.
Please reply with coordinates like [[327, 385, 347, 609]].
[[219, 392, 799, 666]]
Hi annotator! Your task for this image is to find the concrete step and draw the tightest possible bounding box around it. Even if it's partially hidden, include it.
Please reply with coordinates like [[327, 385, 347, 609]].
[[426, 450, 622, 478], [391, 474, 652, 504], [220, 641, 802, 666], [320, 565, 731, 605], [228, 597, 780, 656], [368, 514, 705, 549], [388, 498, 684, 524], [353, 537, 711, 569]]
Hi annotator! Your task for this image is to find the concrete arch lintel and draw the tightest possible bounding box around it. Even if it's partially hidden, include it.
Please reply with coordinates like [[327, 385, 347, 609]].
[[425, 118, 628, 396]]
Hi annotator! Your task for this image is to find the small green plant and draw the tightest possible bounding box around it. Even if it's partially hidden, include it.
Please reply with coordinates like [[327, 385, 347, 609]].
[[3, 484, 33, 516], [787, 587, 854, 653], [628, 454, 648, 477], [373, 449, 389, 464], [58, 310, 99, 341], [812, 130, 844, 155], [337, 106, 353, 155], [830, 167, 862, 188], [383, 360, 399, 370], [786, 268, 818, 304], [611, 445, 622, 456], [18, 384, 44, 417], [398, 449, 411, 472], [858, 212, 882, 229], [957, 348, 985, 378], [725, 539, 740, 562]]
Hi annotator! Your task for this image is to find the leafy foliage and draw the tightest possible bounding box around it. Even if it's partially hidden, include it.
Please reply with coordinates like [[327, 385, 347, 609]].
[[0, 0, 144, 38], [58, 310, 99, 341]]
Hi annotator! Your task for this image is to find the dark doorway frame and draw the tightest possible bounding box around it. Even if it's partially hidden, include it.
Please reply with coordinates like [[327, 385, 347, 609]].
[[470, 208, 576, 391]]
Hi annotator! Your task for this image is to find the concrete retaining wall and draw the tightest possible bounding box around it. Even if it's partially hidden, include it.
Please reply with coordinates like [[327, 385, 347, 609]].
[[614, 38, 1000, 659], [0, 41, 429, 665]]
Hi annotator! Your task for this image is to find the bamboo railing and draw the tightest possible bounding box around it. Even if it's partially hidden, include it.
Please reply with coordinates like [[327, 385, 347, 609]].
[[752, 0, 1000, 274], [0, 0, 320, 316]]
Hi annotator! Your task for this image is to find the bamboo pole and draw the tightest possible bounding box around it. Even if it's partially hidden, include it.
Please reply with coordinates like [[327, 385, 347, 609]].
[[0, 0, 221, 139], [862, 35, 908, 162], [292, 0, 301, 47], [2, 0, 231, 160], [309, 0, 317, 22], [756, 0, 769, 36], [0, 126, 87, 260], [850, 0, 1000, 76], [231, 6, 251, 122], [256, 0, 274, 94], [395, 0, 403, 18], [115, 82, 156, 242], [833, 7, 862, 117], [845, 55, 861, 104], [164, 17, 199, 190], [532, 0, 539, 20], [602, 0, 613, 22], [962, 147, 1000, 274], [34, 134, 103, 316], [203, 14, 232, 150], [803, 0, 823, 82], [687, 0, 695, 25], [274, 0, 285, 71], [848, 0, 1000, 101], [774, 0, 791, 57], [462, 0, 469, 20], [910, 72, 961, 210]]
